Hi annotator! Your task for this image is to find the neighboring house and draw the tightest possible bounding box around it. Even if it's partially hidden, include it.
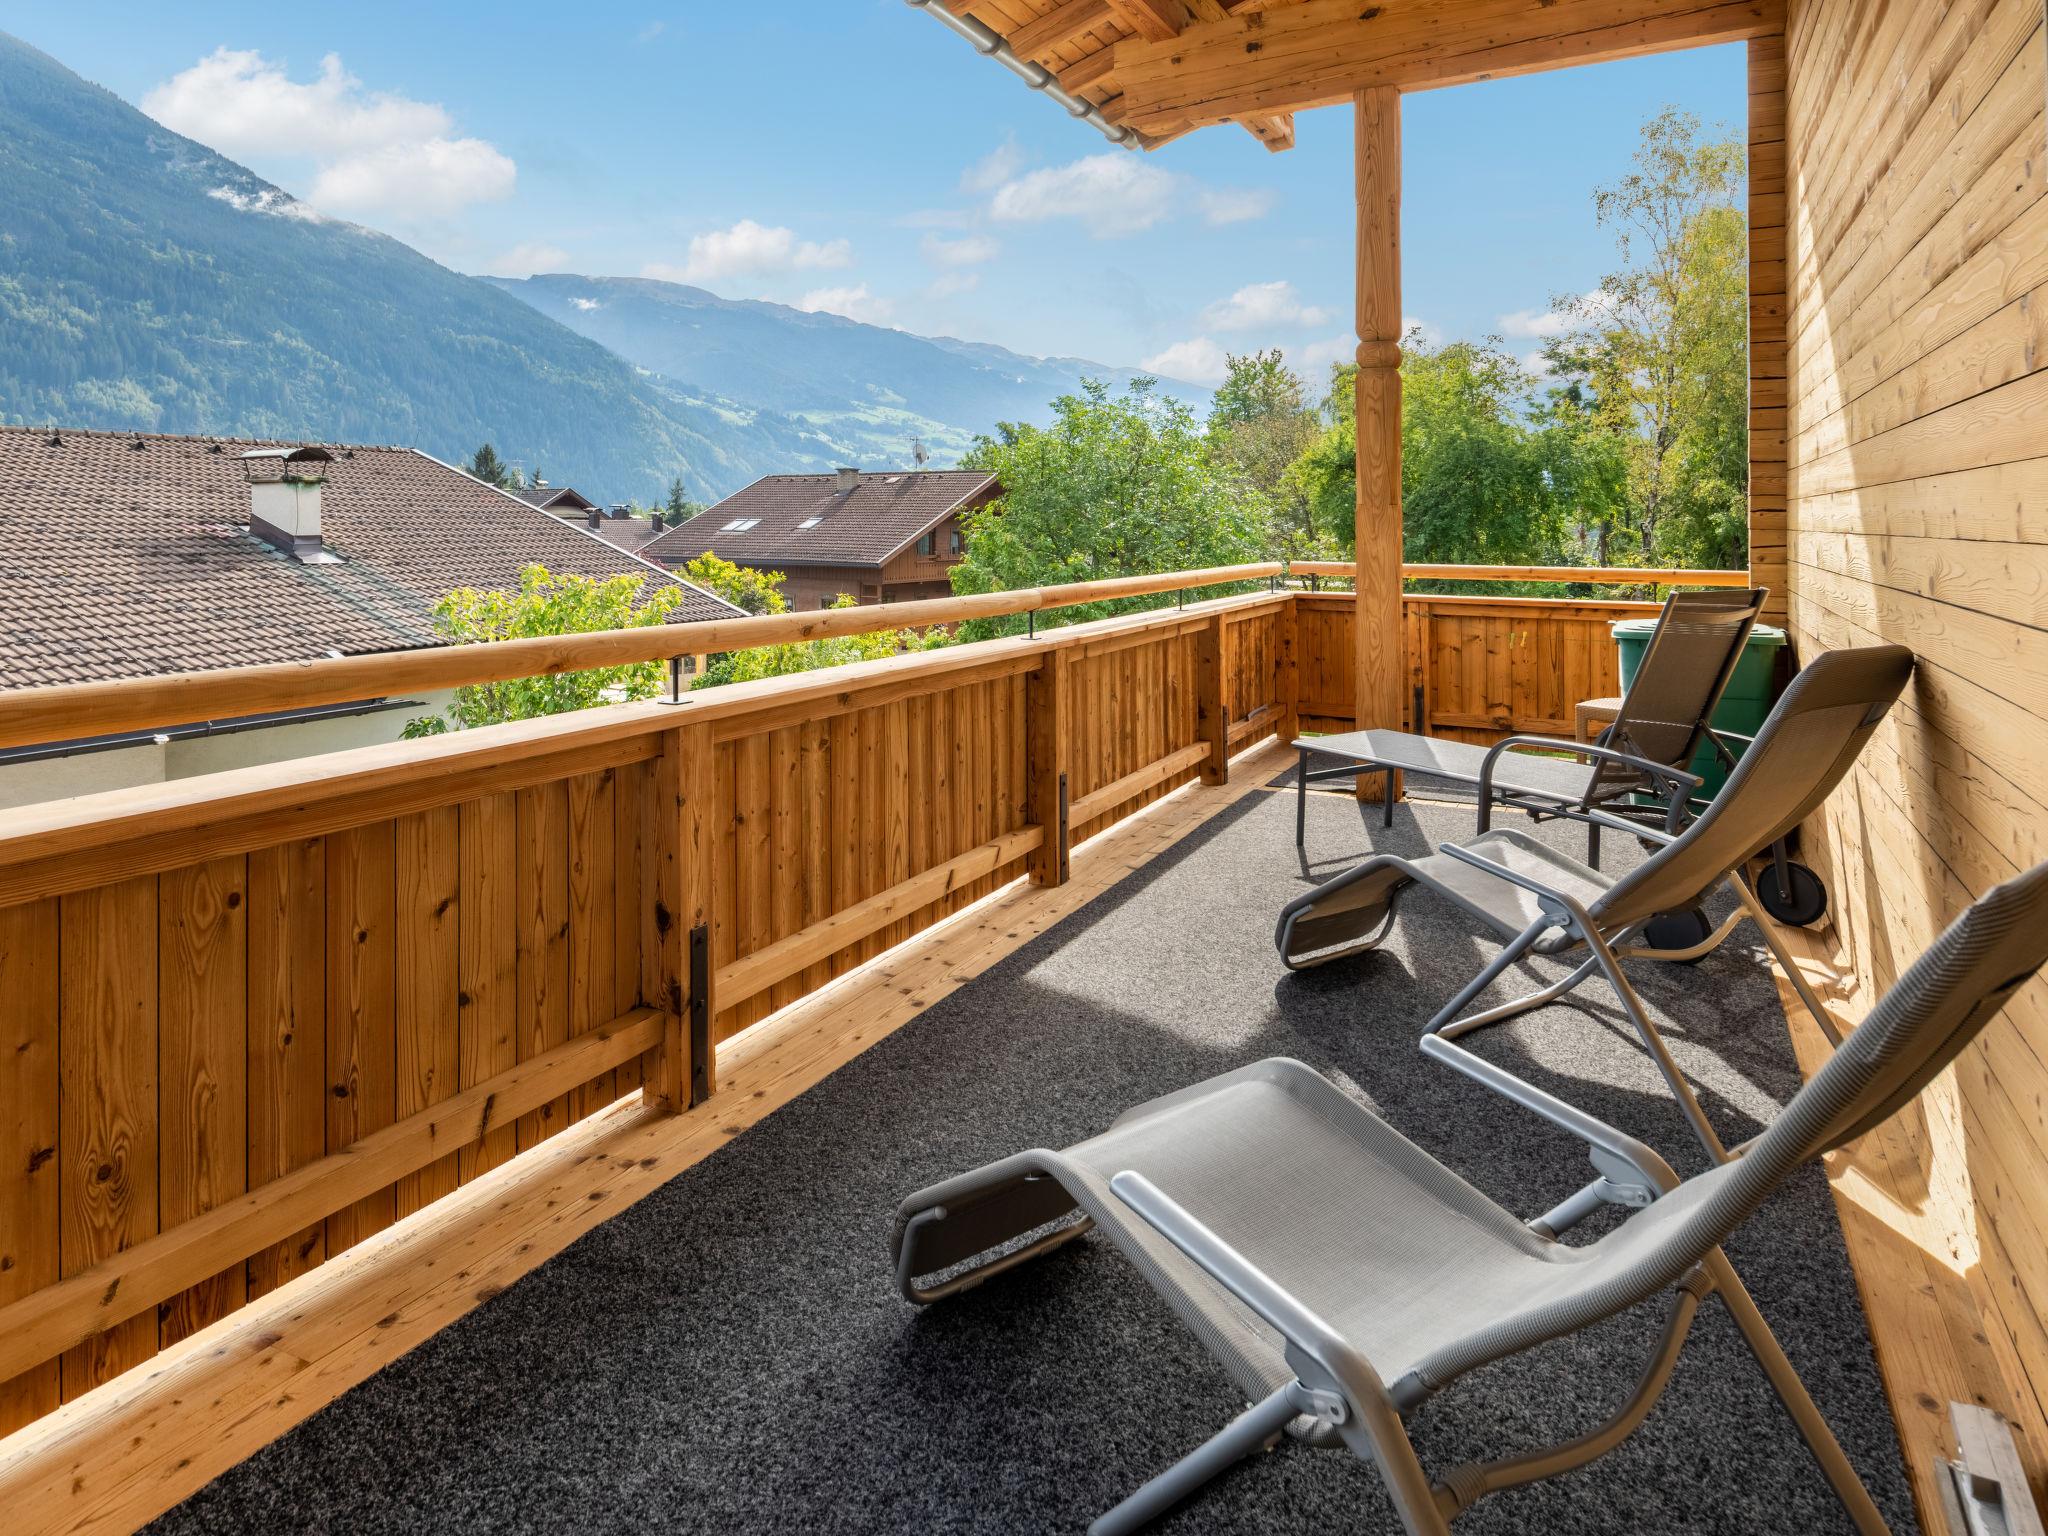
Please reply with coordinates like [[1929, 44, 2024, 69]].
[[641, 466, 999, 609], [577, 504, 675, 559], [0, 425, 743, 810], [511, 481, 600, 518]]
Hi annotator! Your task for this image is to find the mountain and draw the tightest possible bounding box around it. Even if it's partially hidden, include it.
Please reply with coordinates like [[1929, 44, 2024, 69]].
[[485, 276, 1211, 468], [0, 31, 843, 502]]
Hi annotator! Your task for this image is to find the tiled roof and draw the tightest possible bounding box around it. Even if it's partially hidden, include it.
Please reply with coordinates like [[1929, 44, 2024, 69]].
[[512, 484, 598, 513], [641, 469, 997, 570], [585, 516, 669, 557], [0, 426, 743, 693]]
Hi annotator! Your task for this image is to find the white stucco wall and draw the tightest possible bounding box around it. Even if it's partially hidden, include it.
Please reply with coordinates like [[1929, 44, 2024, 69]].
[[0, 691, 455, 812]]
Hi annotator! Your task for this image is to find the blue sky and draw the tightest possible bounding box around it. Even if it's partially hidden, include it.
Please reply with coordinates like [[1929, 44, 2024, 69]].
[[2, 1, 1744, 385]]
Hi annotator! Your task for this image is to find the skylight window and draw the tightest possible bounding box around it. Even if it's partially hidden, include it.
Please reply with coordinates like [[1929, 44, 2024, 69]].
[[721, 517, 761, 531], [797, 516, 822, 529]]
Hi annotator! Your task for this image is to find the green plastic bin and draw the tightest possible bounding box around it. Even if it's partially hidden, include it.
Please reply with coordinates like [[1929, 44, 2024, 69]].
[[1612, 617, 1785, 801]]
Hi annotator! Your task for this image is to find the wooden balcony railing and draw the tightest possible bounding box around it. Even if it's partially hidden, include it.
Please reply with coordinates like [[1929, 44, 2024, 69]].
[[0, 564, 1289, 1428], [0, 557, 1712, 1434]]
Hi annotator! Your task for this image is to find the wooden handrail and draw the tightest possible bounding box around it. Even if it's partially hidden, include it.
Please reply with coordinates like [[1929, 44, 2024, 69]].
[[1289, 561, 1754, 588], [0, 562, 1282, 755]]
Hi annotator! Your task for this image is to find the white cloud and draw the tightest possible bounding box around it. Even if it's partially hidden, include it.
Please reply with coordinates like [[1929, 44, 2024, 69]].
[[144, 49, 514, 217], [986, 154, 1273, 239], [925, 271, 982, 300], [798, 284, 895, 325], [1196, 188, 1275, 225], [1142, 337, 1231, 386], [207, 185, 325, 221], [1499, 291, 1608, 339], [1201, 281, 1332, 333], [570, 296, 604, 311], [1403, 315, 1444, 347], [642, 219, 853, 284], [636, 20, 667, 43], [1285, 335, 1357, 378], [922, 233, 1000, 267], [960, 140, 1025, 194], [483, 241, 570, 278], [990, 154, 1180, 237]]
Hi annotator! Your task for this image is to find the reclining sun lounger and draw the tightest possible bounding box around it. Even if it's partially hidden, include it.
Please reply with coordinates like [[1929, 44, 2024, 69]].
[[1274, 645, 1915, 1162], [1293, 587, 1766, 870], [892, 857, 2048, 1535]]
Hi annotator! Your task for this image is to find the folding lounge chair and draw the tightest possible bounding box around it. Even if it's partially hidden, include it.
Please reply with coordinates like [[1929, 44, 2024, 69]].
[[891, 859, 2048, 1535], [1293, 587, 1766, 871], [1275, 645, 1915, 1162]]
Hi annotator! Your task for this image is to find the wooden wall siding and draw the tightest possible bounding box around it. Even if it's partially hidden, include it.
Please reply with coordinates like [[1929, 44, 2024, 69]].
[[1750, 32, 1790, 625], [1783, 0, 2048, 1504], [0, 768, 650, 1433], [1292, 592, 1656, 740]]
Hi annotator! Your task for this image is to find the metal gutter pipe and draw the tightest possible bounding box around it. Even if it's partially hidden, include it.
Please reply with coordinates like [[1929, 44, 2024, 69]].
[[904, 0, 1145, 150]]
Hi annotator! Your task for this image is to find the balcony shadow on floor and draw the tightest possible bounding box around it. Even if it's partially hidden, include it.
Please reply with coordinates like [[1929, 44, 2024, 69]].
[[146, 784, 1918, 1536]]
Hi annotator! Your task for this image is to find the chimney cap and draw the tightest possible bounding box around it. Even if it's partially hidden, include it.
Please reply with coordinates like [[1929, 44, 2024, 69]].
[[241, 445, 334, 483]]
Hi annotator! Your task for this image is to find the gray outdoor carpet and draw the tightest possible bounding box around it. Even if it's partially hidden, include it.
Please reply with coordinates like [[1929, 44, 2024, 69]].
[[150, 781, 1918, 1535]]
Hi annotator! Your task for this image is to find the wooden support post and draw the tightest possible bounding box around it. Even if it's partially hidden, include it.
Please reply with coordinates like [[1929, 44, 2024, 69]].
[[1353, 84, 1405, 798], [642, 721, 716, 1110], [1025, 647, 1071, 887], [1280, 594, 1301, 742], [1194, 613, 1229, 786]]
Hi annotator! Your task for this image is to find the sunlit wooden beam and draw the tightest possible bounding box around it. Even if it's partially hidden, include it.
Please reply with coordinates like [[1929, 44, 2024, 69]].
[[1106, 0, 1784, 135], [1101, 0, 1192, 42]]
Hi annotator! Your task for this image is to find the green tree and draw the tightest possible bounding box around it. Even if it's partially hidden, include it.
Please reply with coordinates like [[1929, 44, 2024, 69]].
[[694, 595, 950, 689], [1544, 108, 1748, 568], [1208, 350, 1323, 554], [665, 475, 702, 521], [466, 443, 513, 489], [678, 551, 789, 616], [1400, 336, 1569, 575], [950, 377, 1272, 637], [401, 564, 687, 736]]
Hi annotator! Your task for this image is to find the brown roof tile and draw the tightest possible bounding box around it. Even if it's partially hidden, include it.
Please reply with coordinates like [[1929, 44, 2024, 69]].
[[641, 469, 997, 570], [0, 426, 742, 691]]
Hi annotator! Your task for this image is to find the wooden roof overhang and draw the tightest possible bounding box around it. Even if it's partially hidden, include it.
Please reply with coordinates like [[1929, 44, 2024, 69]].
[[922, 0, 1782, 151]]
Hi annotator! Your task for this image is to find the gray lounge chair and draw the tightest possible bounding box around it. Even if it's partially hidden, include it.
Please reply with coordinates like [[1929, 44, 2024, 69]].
[[1275, 645, 1914, 1162], [1294, 587, 1767, 872], [892, 858, 2048, 1535]]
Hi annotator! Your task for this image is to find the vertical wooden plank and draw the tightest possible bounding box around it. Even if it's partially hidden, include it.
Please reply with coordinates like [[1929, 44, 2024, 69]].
[[1026, 649, 1071, 885], [458, 794, 518, 1181], [325, 822, 395, 1253], [157, 856, 248, 1347], [515, 784, 570, 1149], [1194, 614, 1229, 786], [644, 724, 716, 1107], [800, 719, 832, 991], [246, 839, 325, 1298], [1354, 84, 1405, 788], [1748, 30, 1789, 627], [566, 769, 618, 1120], [768, 729, 804, 1011], [612, 762, 646, 1098], [58, 875, 158, 1396], [0, 898, 60, 1432], [394, 808, 459, 1218], [883, 699, 912, 946]]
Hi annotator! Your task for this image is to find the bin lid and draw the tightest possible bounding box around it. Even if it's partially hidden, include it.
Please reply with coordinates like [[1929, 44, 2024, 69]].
[[1611, 618, 1786, 645]]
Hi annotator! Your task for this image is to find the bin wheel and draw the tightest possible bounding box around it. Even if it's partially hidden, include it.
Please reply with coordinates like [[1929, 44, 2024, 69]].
[[1756, 862, 1828, 927], [1643, 904, 1714, 960]]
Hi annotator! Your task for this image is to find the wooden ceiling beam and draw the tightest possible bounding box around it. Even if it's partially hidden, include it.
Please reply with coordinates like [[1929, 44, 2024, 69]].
[[1005, 0, 1120, 61], [1101, 0, 1193, 42], [1106, 0, 1785, 135], [1183, 0, 1294, 149]]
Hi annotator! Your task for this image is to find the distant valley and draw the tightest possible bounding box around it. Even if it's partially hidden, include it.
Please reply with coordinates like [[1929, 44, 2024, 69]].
[[0, 28, 1200, 506]]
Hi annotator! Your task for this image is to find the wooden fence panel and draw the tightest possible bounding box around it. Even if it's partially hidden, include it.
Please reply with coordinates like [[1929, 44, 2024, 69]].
[[0, 897, 59, 1434]]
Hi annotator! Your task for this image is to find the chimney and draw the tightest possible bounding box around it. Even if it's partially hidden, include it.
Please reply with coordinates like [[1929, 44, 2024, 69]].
[[835, 466, 861, 493], [651, 511, 665, 533], [241, 446, 340, 563], [587, 507, 602, 531]]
